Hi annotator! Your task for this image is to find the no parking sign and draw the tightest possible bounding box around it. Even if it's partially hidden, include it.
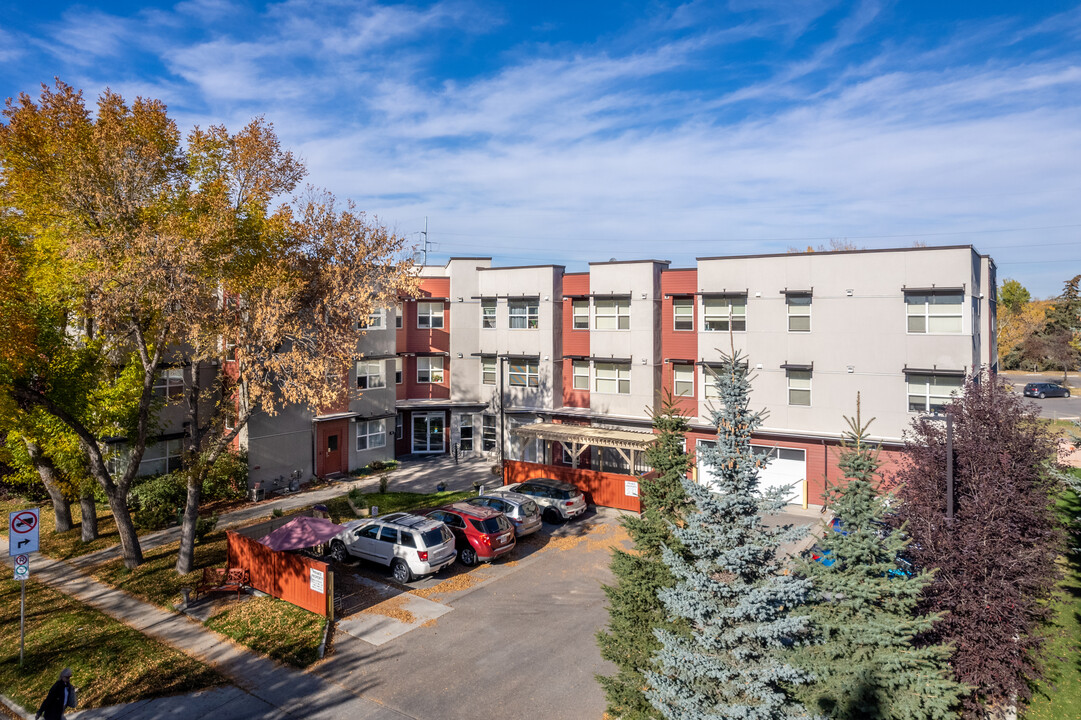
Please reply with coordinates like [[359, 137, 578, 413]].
[[13, 554, 29, 580], [8, 509, 40, 556]]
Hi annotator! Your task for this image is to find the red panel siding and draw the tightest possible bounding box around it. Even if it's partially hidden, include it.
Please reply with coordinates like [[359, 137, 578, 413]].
[[504, 460, 641, 513], [660, 268, 697, 361], [662, 362, 697, 419], [227, 531, 331, 618], [400, 278, 450, 354], [400, 356, 451, 400], [562, 272, 590, 359]]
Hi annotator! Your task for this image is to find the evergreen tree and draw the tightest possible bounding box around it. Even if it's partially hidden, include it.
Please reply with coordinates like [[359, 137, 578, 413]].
[[794, 396, 964, 720], [646, 353, 815, 720], [597, 391, 693, 720]]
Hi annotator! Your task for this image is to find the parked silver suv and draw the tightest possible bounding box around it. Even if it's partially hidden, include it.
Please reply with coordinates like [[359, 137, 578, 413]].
[[329, 512, 457, 583], [465, 492, 543, 537], [489, 479, 587, 523]]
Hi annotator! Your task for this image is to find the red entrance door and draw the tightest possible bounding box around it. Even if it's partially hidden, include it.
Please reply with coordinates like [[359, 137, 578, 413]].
[[317, 420, 348, 477]]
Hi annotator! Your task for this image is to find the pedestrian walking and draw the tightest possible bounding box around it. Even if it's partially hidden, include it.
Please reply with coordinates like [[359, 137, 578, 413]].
[[35, 667, 77, 720]]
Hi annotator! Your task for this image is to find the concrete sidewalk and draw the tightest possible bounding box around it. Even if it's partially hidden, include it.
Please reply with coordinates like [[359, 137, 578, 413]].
[[0, 533, 413, 720]]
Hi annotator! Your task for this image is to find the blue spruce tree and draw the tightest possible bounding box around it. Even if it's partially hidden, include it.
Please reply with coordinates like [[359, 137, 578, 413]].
[[647, 352, 816, 719]]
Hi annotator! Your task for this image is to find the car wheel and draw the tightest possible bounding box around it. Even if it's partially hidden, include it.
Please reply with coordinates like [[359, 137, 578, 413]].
[[1066, 391, 1071, 398], [391, 559, 412, 584], [543, 508, 561, 524], [460, 546, 478, 567], [1038, 392, 1046, 399], [329, 541, 349, 563]]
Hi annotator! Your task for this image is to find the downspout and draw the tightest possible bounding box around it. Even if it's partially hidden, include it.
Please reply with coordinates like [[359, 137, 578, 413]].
[[817, 437, 827, 511]]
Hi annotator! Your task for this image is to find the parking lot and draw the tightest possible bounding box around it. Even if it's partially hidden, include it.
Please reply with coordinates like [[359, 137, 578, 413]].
[[312, 506, 824, 720]]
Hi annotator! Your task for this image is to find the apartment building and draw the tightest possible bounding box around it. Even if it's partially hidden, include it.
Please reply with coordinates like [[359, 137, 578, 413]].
[[244, 245, 996, 508]]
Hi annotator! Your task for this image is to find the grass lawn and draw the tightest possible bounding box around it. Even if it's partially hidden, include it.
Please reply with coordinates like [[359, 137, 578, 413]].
[[0, 497, 120, 560], [1024, 479, 1081, 720], [205, 596, 326, 667], [346, 489, 477, 516], [0, 578, 224, 713], [92, 532, 229, 608]]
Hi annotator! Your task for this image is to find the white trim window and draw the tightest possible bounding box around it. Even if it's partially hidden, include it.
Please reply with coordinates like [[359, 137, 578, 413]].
[[138, 438, 184, 476], [673, 364, 695, 397], [482, 357, 497, 385], [594, 298, 630, 330], [673, 297, 694, 331], [459, 420, 474, 452], [356, 418, 387, 450], [418, 356, 444, 383], [358, 309, 383, 329], [703, 296, 747, 332], [907, 373, 963, 412], [395, 357, 403, 384], [509, 299, 539, 329], [572, 360, 589, 390], [395, 412, 404, 439], [154, 368, 185, 400], [356, 360, 385, 389], [224, 339, 237, 362], [481, 299, 496, 329], [417, 301, 445, 329], [595, 362, 630, 394], [906, 291, 963, 333], [787, 295, 811, 332], [572, 300, 589, 330], [787, 369, 811, 406], [395, 302, 403, 329], [508, 359, 539, 387], [702, 366, 722, 401], [482, 414, 497, 451]]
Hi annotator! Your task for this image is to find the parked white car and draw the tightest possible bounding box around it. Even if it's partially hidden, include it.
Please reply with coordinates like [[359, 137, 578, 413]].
[[489, 478, 587, 523], [328, 512, 457, 583]]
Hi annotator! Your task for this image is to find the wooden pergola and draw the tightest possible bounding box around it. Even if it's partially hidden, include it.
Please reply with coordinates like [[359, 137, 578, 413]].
[[511, 422, 656, 473]]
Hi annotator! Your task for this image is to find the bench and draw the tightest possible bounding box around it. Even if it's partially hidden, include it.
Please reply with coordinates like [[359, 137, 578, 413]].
[[194, 567, 250, 601]]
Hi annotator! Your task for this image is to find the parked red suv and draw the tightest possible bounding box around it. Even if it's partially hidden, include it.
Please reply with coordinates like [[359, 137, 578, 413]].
[[426, 503, 516, 566]]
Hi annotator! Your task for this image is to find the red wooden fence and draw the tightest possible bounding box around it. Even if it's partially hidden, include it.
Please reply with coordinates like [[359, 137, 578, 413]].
[[226, 531, 332, 618], [504, 460, 642, 513]]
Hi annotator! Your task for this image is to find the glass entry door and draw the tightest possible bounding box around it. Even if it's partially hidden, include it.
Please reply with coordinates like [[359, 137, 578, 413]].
[[412, 412, 445, 453]]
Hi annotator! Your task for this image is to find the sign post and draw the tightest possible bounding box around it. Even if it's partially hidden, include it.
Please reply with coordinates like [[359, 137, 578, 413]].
[[9, 509, 39, 667]]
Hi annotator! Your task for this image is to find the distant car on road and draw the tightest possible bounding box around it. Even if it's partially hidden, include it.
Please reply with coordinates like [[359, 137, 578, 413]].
[[1023, 382, 1071, 399]]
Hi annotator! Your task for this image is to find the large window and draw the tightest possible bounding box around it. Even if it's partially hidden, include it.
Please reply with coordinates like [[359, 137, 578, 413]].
[[459, 420, 473, 452], [907, 373, 963, 412], [595, 362, 631, 394], [573, 361, 589, 390], [481, 299, 496, 329], [703, 296, 747, 332], [572, 300, 589, 329], [787, 295, 811, 332], [139, 438, 184, 476], [673, 365, 695, 397], [906, 292, 963, 333], [482, 357, 497, 385], [418, 356, 444, 383], [787, 369, 811, 406], [154, 368, 185, 400], [356, 360, 385, 389], [356, 419, 386, 450], [673, 297, 694, 331], [482, 414, 497, 451], [509, 299, 539, 329], [509, 359, 539, 387], [417, 301, 445, 329], [595, 298, 630, 330]]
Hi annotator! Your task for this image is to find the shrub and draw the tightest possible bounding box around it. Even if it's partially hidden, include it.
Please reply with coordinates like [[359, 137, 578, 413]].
[[202, 451, 249, 501], [378, 474, 390, 493], [272, 507, 284, 518], [133, 503, 174, 531], [194, 514, 217, 544], [370, 460, 386, 472]]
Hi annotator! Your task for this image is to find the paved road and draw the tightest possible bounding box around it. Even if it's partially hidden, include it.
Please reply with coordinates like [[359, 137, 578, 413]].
[[1001, 372, 1080, 421]]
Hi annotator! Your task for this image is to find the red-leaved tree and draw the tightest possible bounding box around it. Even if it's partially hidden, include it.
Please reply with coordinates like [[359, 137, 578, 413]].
[[894, 373, 1063, 718]]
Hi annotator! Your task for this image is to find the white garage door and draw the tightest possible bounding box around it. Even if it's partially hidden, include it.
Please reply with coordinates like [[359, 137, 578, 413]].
[[695, 440, 806, 505]]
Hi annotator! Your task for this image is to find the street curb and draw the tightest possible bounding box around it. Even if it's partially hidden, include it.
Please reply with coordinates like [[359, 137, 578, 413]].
[[0, 694, 30, 720]]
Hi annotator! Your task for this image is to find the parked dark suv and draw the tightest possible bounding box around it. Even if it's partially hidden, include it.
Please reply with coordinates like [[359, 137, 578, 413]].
[[1023, 382, 1071, 399]]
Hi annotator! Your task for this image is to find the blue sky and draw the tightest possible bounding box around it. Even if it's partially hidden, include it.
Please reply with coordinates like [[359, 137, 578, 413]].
[[2, 1, 1080, 298]]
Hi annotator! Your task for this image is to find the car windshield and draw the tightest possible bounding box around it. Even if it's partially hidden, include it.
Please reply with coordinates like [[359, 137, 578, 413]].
[[420, 528, 445, 547], [471, 516, 512, 534]]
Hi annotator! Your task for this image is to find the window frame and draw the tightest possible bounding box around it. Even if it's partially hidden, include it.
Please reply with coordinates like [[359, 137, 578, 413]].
[[395, 357, 403, 384], [356, 359, 386, 390], [702, 295, 747, 332], [417, 301, 445, 329], [787, 369, 812, 406], [673, 364, 695, 397], [359, 309, 383, 329], [572, 360, 589, 390], [395, 302, 403, 329], [594, 298, 630, 330], [356, 418, 387, 451], [508, 299, 539, 329], [905, 291, 963, 334], [572, 300, 589, 330], [481, 357, 497, 385], [482, 414, 497, 451], [702, 366, 722, 401], [154, 368, 185, 400], [786, 295, 811, 333], [595, 362, 631, 395], [906, 373, 964, 413], [417, 356, 445, 384], [481, 299, 496, 329], [508, 359, 539, 387], [673, 297, 694, 331]]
